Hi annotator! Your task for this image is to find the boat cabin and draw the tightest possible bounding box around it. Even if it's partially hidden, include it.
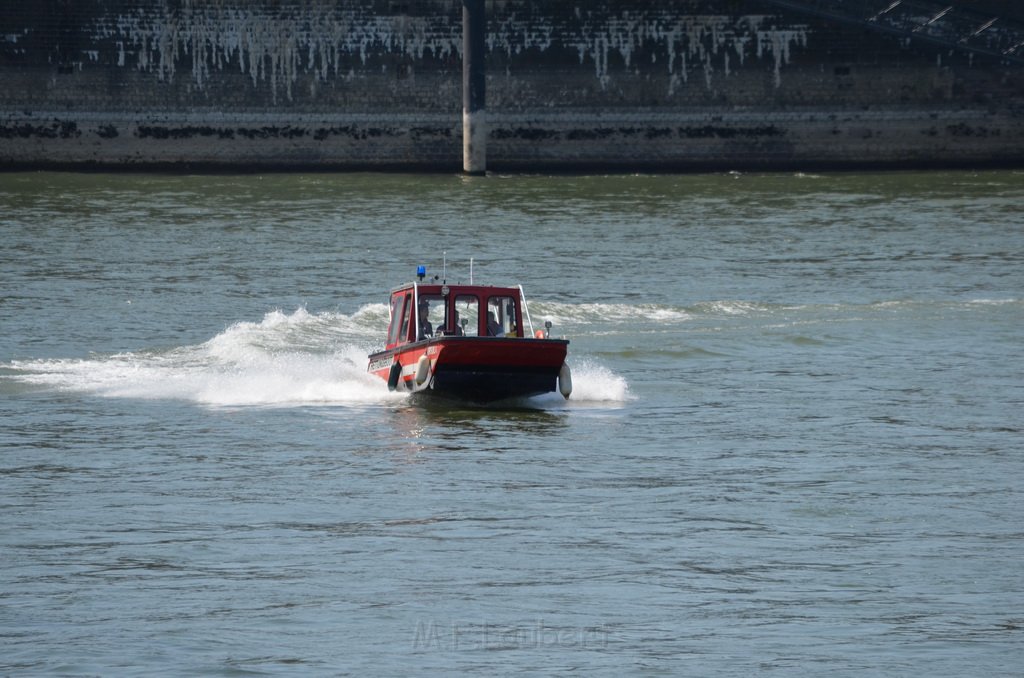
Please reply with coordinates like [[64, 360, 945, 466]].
[[383, 282, 530, 351]]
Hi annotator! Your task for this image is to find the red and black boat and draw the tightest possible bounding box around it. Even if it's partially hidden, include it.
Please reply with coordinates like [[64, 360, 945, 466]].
[[368, 267, 571, 402]]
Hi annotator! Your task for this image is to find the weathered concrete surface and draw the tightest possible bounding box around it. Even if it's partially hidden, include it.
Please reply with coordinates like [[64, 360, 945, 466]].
[[1, 0, 1022, 170]]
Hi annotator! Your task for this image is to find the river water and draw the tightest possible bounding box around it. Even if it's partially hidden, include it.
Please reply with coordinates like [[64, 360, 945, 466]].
[[1, 170, 1022, 675]]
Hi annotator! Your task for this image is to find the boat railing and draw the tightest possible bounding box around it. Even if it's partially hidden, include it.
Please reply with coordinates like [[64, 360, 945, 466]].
[[518, 284, 536, 338], [413, 281, 419, 343]]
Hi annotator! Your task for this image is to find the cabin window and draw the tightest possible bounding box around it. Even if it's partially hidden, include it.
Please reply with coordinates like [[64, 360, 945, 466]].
[[397, 294, 413, 344], [486, 296, 517, 337], [453, 294, 479, 337], [387, 294, 405, 346], [417, 294, 445, 340]]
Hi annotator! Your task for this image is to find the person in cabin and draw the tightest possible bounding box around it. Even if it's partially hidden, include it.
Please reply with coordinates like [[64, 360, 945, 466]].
[[506, 301, 518, 337], [418, 299, 433, 339], [438, 310, 463, 336], [487, 311, 503, 337]]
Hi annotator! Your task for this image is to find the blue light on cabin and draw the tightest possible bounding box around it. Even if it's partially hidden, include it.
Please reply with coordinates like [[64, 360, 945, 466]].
[[417, 265, 426, 280]]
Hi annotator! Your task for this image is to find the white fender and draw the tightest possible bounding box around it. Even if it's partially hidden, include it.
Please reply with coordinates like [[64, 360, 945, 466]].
[[415, 354, 431, 386], [558, 362, 572, 399]]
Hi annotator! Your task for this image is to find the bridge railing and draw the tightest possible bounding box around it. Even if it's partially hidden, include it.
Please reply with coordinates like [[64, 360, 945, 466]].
[[762, 0, 1024, 64]]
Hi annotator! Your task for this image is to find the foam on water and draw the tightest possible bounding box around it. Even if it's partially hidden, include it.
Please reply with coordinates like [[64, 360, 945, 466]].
[[10, 346, 397, 407], [532, 301, 692, 326], [10, 297, 1008, 408], [552, 359, 632, 405], [9, 308, 400, 407], [6, 306, 631, 408]]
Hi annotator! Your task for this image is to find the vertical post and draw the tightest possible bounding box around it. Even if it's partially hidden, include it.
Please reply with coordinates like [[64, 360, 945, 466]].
[[462, 0, 486, 175]]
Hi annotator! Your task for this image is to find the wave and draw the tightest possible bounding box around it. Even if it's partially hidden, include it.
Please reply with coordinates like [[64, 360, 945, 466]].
[[14, 295, 1006, 407], [537, 359, 632, 407], [7, 307, 397, 407], [5, 307, 630, 408], [201, 303, 388, 358], [536, 297, 1022, 328], [531, 299, 813, 330], [531, 301, 693, 326], [10, 344, 396, 408], [964, 298, 1021, 306]]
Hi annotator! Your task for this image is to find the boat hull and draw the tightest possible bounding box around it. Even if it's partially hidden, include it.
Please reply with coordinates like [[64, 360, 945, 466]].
[[368, 336, 569, 403]]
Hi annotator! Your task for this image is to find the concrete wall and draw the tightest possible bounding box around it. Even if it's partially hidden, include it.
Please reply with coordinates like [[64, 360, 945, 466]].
[[1, 0, 1022, 170]]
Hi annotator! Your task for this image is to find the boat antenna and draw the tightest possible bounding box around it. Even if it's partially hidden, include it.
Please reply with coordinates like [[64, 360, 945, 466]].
[[470, 257, 474, 284], [442, 251, 447, 284]]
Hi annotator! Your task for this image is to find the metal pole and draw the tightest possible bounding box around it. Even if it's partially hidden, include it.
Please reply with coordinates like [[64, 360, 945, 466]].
[[462, 0, 486, 175]]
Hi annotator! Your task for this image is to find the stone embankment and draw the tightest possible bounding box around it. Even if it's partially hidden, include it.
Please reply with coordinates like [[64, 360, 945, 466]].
[[1, 1, 1021, 170]]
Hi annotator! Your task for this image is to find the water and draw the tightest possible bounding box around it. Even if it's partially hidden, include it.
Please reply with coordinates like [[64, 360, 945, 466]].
[[1, 171, 1022, 675]]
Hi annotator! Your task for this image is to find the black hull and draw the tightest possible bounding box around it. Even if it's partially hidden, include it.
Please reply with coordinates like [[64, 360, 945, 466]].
[[424, 365, 559, 403]]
